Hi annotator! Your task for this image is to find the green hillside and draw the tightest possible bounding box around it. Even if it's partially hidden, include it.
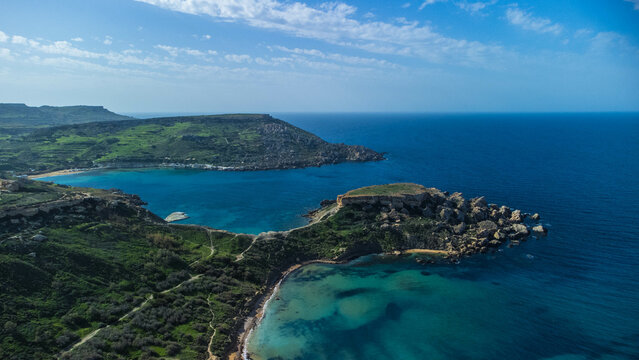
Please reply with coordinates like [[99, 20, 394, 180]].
[[0, 103, 133, 135], [0, 114, 384, 173]]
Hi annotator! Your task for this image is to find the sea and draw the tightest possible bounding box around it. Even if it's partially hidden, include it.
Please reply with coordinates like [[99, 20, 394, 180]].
[[43, 113, 639, 360]]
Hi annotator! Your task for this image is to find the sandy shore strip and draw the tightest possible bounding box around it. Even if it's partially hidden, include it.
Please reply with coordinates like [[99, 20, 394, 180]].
[[402, 249, 449, 255], [28, 169, 88, 179]]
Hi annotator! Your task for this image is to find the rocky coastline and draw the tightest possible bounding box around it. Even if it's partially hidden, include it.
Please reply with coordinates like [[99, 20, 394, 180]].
[[232, 183, 548, 360]]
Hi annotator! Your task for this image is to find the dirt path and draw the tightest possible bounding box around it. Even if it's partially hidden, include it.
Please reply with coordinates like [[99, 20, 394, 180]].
[[60, 274, 203, 358], [234, 235, 253, 262], [206, 294, 220, 360]]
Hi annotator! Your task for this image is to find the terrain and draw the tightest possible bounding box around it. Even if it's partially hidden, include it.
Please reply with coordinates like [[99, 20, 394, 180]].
[[0, 103, 133, 136], [0, 179, 544, 360], [0, 113, 384, 173]]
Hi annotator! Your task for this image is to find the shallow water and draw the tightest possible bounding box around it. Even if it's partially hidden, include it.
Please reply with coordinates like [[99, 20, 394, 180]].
[[45, 113, 639, 359]]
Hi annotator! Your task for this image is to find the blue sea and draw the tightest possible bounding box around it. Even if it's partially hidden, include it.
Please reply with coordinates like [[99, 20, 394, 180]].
[[44, 113, 639, 360]]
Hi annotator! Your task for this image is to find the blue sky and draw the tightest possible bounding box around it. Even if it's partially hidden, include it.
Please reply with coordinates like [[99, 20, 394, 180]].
[[0, 0, 638, 113]]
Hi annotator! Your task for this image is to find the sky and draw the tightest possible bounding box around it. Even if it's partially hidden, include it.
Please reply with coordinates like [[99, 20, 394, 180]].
[[0, 0, 638, 113]]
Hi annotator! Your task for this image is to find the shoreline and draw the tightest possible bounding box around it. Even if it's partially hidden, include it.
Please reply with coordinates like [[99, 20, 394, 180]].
[[232, 259, 343, 360], [28, 169, 88, 179], [232, 249, 450, 360]]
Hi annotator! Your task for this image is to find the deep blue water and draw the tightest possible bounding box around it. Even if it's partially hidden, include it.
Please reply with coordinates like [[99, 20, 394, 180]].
[[44, 113, 639, 359]]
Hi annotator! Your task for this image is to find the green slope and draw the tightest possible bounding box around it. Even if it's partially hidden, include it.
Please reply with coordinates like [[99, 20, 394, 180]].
[[0, 114, 384, 173], [0, 103, 133, 135]]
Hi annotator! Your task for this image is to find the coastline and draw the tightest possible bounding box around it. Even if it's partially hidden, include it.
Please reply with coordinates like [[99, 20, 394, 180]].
[[232, 249, 450, 360], [232, 259, 343, 360], [28, 169, 88, 179]]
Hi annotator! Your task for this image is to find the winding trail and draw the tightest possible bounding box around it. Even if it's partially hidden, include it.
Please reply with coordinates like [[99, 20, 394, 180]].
[[206, 294, 220, 360], [59, 273, 203, 358]]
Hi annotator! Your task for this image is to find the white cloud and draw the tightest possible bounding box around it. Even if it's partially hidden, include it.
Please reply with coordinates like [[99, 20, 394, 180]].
[[225, 54, 252, 63], [203, 34, 212, 39], [38, 40, 102, 58], [402, 3, 411, 8], [0, 31, 8, 43], [155, 44, 208, 57], [624, 0, 639, 10], [71, 37, 84, 42], [0, 48, 12, 60], [574, 28, 593, 38], [419, 0, 446, 10], [104, 36, 113, 45], [456, 0, 497, 14], [506, 6, 562, 35], [12, 35, 28, 44], [134, 0, 502, 66], [273, 45, 396, 68], [589, 31, 639, 57]]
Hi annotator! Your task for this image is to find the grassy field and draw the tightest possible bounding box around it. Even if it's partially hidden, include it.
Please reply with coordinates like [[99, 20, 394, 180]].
[[345, 183, 426, 196]]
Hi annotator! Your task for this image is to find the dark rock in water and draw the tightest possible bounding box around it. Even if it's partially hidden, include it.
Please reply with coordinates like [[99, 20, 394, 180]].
[[510, 209, 524, 222], [383, 269, 398, 274], [335, 288, 374, 299], [420, 271, 432, 276], [532, 225, 548, 234], [320, 199, 336, 207], [510, 223, 529, 239], [385, 302, 402, 321], [488, 239, 502, 247]]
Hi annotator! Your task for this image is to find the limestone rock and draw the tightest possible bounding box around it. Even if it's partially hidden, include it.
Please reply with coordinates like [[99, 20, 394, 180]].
[[164, 212, 189, 223], [532, 225, 547, 234]]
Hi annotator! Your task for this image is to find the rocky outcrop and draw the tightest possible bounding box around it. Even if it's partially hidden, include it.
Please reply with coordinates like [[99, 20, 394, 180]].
[[334, 184, 547, 260]]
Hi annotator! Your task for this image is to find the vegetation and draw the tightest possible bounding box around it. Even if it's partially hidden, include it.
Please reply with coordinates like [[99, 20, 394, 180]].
[[0, 113, 383, 173], [345, 183, 426, 196], [0, 103, 133, 136], [0, 178, 451, 359]]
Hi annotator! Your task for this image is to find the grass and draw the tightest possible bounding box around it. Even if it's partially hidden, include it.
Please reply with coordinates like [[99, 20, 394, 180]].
[[0, 114, 382, 173], [345, 183, 426, 196]]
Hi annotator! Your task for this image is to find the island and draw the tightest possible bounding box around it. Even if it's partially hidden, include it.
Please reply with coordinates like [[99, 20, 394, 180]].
[[0, 178, 545, 359]]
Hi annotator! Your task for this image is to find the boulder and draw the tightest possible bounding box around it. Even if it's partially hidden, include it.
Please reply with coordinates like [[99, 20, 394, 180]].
[[453, 222, 466, 235], [165, 212, 189, 223], [494, 230, 506, 241], [469, 207, 487, 222], [499, 206, 512, 218], [439, 207, 454, 223], [510, 210, 524, 223], [532, 225, 547, 234], [488, 239, 502, 247], [530, 213, 540, 221], [470, 196, 487, 208], [509, 223, 529, 239], [421, 207, 434, 218]]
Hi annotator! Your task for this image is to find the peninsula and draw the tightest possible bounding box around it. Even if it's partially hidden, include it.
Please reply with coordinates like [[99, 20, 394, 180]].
[[0, 110, 384, 174], [0, 178, 545, 359]]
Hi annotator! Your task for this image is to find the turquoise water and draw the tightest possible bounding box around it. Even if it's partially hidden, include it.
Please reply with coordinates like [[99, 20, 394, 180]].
[[44, 113, 639, 359]]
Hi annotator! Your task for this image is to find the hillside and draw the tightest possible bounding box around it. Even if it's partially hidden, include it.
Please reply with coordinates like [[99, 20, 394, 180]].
[[0, 114, 384, 173], [0, 179, 543, 359], [0, 103, 133, 135]]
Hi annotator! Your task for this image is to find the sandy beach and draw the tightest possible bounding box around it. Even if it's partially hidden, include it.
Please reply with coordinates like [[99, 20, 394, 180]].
[[28, 169, 87, 179]]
